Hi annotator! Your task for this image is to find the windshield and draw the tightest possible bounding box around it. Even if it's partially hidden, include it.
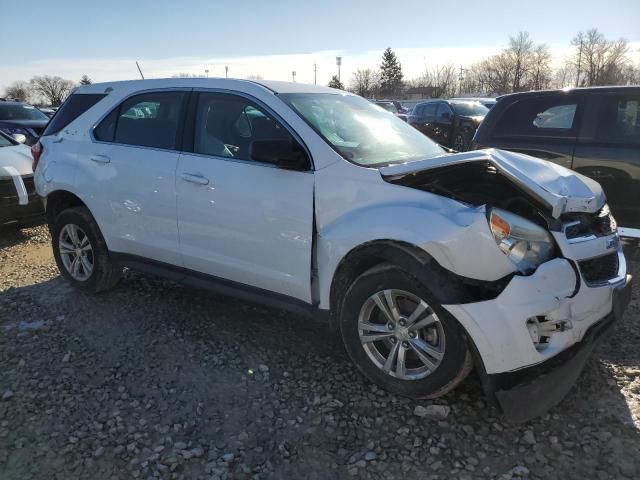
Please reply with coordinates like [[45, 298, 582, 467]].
[[450, 101, 489, 117], [281, 93, 444, 166], [0, 103, 49, 121]]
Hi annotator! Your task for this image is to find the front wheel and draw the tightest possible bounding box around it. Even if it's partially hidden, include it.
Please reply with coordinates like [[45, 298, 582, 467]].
[[51, 206, 121, 293], [339, 263, 472, 398]]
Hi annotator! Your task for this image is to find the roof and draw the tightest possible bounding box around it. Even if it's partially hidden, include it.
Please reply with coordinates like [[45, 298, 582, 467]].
[[497, 85, 640, 101], [75, 78, 346, 96]]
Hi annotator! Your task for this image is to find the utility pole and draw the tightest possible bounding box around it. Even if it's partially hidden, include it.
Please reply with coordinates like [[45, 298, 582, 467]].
[[575, 38, 583, 87], [205, 69, 209, 78], [225, 66, 229, 79], [336, 57, 342, 82], [458, 65, 465, 96], [292, 71, 296, 82], [313, 64, 317, 85]]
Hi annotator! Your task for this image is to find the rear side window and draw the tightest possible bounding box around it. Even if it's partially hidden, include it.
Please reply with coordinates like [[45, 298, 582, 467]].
[[596, 95, 640, 145], [42, 93, 107, 136], [94, 91, 185, 149], [494, 97, 580, 137], [423, 103, 437, 117]]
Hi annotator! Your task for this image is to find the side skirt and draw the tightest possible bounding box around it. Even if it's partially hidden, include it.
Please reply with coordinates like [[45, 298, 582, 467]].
[[112, 253, 330, 321]]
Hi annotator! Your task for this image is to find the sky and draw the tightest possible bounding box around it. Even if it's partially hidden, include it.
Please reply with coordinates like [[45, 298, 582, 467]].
[[1, 0, 639, 91]]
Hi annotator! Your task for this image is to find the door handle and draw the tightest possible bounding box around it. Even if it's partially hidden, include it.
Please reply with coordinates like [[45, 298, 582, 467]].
[[90, 154, 110, 164], [181, 173, 210, 185]]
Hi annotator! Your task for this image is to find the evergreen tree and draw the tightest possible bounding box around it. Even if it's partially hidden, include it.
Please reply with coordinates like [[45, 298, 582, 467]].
[[328, 75, 345, 90], [79, 75, 92, 85], [379, 48, 403, 96]]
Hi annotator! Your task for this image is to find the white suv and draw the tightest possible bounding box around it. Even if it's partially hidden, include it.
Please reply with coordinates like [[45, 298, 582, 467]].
[[34, 79, 631, 421]]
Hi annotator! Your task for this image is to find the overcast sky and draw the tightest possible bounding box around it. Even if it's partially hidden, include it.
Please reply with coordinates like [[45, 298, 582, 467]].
[[1, 0, 639, 91]]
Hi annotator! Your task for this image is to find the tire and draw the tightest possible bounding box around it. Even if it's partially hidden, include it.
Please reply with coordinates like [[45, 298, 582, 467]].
[[51, 206, 121, 293], [339, 263, 472, 398], [452, 128, 473, 152]]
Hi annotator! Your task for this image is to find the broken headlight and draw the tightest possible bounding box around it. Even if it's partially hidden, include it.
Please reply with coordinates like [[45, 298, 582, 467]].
[[488, 208, 555, 273]]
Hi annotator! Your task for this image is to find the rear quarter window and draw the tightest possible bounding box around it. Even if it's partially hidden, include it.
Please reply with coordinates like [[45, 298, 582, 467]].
[[42, 93, 107, 136]]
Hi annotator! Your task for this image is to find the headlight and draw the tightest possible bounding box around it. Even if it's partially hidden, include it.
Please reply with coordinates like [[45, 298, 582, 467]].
[[488, 207, 555, 273]]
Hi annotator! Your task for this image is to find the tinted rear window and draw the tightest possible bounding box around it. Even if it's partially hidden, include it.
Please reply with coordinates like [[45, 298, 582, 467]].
[[494, 96, 579, 137], [42, 93, 107, 136]]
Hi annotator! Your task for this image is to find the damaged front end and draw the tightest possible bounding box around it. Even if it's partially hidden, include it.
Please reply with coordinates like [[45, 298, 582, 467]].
[[380, 148, 633, 422]]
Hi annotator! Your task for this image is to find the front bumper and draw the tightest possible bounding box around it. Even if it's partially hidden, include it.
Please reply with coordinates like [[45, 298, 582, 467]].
[[483, 275, 631, 422], [0, 171, 44, 226]]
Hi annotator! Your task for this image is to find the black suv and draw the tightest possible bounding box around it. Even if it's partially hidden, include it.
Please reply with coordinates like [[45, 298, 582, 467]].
[[473, 86, 640, 235], [0, 100, 50, 145], [407, 99, 489, 151]]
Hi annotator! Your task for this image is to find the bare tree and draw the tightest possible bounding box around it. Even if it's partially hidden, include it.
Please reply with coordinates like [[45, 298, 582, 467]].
[[29, 76, 74, 106], [507, 32, 534, 92], [79, 75, 92, 85], [530, 45, 553, 90], [4, 81, 31, 102], [571, 29, 631, 86], [350, 69, 378, 97]]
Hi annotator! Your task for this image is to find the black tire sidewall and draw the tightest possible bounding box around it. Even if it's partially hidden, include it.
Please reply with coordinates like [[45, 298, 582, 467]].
[[339, 265, 469, 398], [51, 208, 106, 291]]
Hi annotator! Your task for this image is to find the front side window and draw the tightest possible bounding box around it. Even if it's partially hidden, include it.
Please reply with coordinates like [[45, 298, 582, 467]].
[[450, 101, 489, 117], [94, 91, 185, 149], [494, 97, 580, 137], [192, 92, 296, 161], [596, 95, 640, 145], [436, 103, 454, 119], [0, 103, 49, 121], [281, 93, 444, 167]]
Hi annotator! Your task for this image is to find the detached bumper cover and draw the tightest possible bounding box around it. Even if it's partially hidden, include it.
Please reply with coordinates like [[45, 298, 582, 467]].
[[483, 275, 632, 423]]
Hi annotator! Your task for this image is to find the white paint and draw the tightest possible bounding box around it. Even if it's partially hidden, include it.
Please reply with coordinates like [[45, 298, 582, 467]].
[[36, 78, 628, 376]]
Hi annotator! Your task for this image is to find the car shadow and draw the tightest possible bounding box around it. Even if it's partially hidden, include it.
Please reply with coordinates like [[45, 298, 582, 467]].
[[2, 258, 639, 478]]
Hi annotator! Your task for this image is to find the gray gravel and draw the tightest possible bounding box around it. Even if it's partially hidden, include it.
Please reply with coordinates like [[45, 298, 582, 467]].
[[1, 225, 639, 480]]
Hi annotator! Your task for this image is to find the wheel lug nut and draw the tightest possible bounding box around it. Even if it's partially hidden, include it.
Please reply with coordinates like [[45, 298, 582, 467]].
[[402, 341, 409, 348], [387, 323, 394, 330], [399, 319, 406, 327], [390, 338, 397, 344], [409, 332, 416, 338]]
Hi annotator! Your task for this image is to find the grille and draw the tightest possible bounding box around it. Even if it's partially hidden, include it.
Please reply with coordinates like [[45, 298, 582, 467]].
[[564, 206, 616, 239], [578, 253, 620, 286]]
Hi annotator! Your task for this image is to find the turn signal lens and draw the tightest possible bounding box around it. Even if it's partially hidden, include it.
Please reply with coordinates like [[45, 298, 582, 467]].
[[490, 211, 511, 238]]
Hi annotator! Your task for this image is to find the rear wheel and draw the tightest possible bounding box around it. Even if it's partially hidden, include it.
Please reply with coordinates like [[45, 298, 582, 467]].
[[51, 207, 121, 292], [339, 263, 472, 398], [453, 128, 473, 152]]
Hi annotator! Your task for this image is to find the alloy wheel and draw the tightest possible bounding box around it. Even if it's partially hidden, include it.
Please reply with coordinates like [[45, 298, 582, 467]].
[[59, 224, 94, 281], [358, 289, 445, 380]]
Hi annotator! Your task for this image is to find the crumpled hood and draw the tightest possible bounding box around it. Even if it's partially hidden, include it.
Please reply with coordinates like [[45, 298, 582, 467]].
[[379, 148, 605, 218], [0, 144, 33, 176]]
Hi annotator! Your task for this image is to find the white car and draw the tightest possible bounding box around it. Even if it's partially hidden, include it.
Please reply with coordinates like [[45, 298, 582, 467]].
[[0, 131, 43, 227], [34, 79, 631, 421]]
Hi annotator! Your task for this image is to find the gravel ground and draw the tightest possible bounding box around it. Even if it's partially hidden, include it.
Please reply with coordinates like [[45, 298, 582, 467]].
[[1, 225, 639, 480]]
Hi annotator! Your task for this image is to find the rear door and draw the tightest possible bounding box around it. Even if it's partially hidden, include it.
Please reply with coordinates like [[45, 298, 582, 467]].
[[89, 89, 188, 265], [482, 95, 583, 169], [433, 102, 454, 146], [415, 103, 437, 139], [572, 91, 640, 230], [175, 90, 315, 302]]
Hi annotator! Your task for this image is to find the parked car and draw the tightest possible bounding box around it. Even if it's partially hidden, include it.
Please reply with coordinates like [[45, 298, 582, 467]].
[[473, 86, 640, 238], [0, 131, 43, 227], [39, 107, 57, 118], [373, 100, 407, 121], [0, 100, 50, 145], [34, 79, 631, 421], [451, 97, 497, 109], [408, 99, 489, 151]]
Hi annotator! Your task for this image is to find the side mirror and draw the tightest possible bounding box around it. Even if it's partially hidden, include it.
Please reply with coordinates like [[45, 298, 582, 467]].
[[12, 133, 27, 144], [250, 140, 309, 171]]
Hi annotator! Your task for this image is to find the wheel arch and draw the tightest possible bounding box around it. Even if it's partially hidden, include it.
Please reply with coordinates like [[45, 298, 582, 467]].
[[45, 190, 88, 225], [326, 239, 512, 328]]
